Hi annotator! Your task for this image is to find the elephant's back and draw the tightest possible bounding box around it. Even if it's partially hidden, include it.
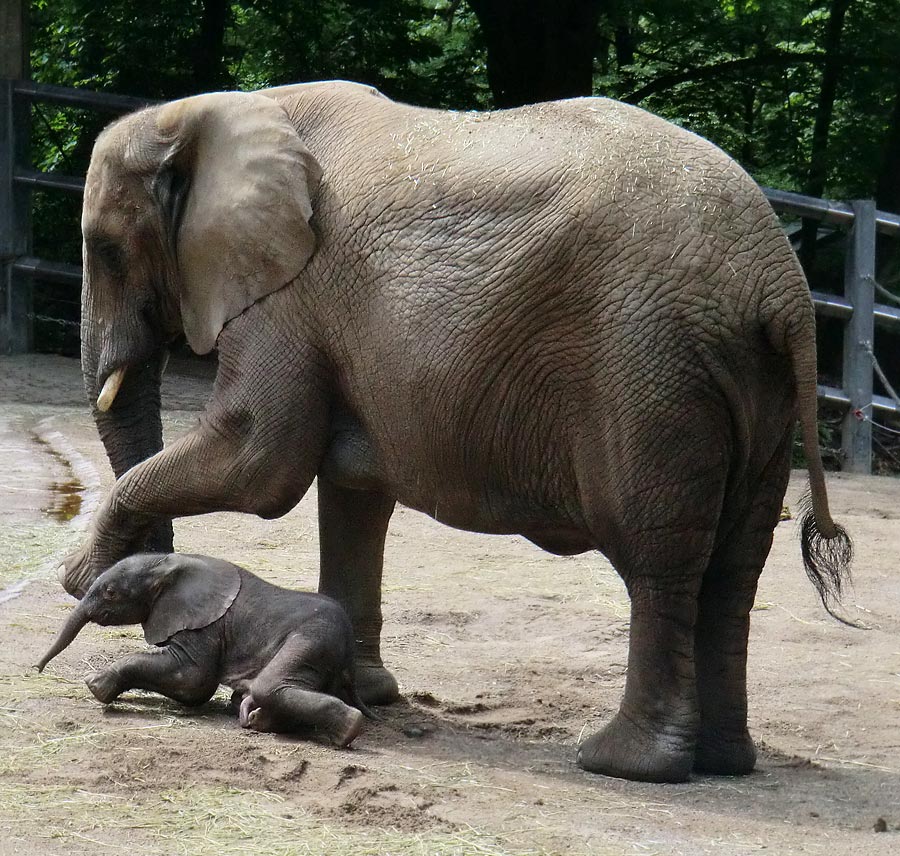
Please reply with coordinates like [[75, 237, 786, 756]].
[[220, 572, 354, 688], [233, 571, 348, 628], [292, 84, 780, 308], [279, 82, 759, 219]]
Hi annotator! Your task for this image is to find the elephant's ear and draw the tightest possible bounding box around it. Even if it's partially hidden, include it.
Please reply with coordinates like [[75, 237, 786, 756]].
[[143, 554, 242, 645], [153, 92, 322, 354]]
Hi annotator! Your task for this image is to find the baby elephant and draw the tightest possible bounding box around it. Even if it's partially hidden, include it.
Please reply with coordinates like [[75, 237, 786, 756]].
[[37, 553, 372, 746]]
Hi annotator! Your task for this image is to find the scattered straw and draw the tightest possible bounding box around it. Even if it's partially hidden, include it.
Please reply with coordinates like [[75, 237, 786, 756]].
[[0, 520, 79, 589], [0, 782, 549, 856], [814, 756, 899, 774]]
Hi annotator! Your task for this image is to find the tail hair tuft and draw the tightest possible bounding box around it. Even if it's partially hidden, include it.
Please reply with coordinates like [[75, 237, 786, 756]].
[[798, 491, 857, 627]]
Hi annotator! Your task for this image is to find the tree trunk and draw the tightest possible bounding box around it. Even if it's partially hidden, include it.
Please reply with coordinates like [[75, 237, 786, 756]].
[[740, 83, 756, 167], [607, 0, 634, 68], [875, 79, 900, 283], [191, 0, 230, 93], [876, 79, 900, 216], [800, 0, 853, 269], [467, 0, 604, 108]]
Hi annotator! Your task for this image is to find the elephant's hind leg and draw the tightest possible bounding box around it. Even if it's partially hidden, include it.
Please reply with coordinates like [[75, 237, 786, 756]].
[[693, 431, 792, 775], [577, 568, 709, 782], [576, 418, 729, 782], [245, 634, 365, 747]]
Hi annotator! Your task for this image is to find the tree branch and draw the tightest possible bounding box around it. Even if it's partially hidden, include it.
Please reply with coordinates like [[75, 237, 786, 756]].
[[623, 52, 825, 103]]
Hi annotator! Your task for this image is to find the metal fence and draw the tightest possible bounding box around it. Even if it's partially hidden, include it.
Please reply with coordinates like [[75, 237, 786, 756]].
[[0, 81, 154, 351], [764, 191, 900, 473], [2, 79, 900, 473]]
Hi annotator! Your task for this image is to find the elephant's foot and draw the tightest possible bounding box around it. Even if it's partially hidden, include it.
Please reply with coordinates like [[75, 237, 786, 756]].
[[230, 689, 245, 712], [58, 540, 115, 600], [240, 695, 278, 732], [331, 707, 365, 748], [58, 543, 94, 599], [577, 711, 695, 783], [693, 728, 756, 776], [239, 693, 364, 747], [85, 670, 122, 704], [246, 707, 277, 732], [355, 662, 400, 706], [239, 693, 262, 727]]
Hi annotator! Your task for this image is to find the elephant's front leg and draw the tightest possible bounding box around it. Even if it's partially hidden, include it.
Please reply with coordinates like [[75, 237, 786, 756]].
[[85, 646, 220, 707], [61, 384, 328, 597], [317, 477, 398, 705]]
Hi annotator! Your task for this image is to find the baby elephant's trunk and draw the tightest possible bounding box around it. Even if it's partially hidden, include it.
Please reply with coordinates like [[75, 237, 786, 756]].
[[35, 601, 91, 672]]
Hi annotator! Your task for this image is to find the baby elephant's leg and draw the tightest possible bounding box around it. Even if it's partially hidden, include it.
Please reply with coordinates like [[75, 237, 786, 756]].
[[245, 635, 364, 747], [86, 647, 219, 707]]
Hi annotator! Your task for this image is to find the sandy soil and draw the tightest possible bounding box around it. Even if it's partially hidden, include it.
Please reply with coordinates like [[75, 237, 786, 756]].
[[0, 354, 898, 856]]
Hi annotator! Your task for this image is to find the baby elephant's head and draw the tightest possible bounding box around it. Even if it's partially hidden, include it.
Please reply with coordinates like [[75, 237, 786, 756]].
[[36, 553, 241, 672]]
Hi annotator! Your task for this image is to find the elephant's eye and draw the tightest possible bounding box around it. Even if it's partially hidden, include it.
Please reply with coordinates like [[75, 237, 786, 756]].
[[103, 584, 120, 601], [92, 239, 125, 276]]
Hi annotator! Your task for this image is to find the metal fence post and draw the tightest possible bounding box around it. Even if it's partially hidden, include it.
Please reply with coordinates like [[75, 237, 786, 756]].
[[0, 78, 32, 353], [1, 0, 31, 353], [840, 200, 876, 474]]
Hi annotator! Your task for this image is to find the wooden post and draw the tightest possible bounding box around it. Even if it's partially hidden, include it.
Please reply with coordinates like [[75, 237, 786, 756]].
[[841, 200, 876, 474], [0, 0, 32, 353]]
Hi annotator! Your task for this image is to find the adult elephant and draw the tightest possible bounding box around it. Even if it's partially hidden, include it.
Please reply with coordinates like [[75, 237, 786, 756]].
[[60, 81, 850, 783]]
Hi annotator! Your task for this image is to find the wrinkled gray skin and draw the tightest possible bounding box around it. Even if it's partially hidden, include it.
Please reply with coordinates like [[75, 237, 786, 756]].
[[39, 553, 368, 746], [59, 81, 851, 782]]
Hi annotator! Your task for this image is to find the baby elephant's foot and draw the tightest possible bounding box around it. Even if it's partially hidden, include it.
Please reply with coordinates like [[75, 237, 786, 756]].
[[230, 689, 247, 713], [85, 670, 122, 704], [332, 707, 365, 748], [247, 707, 277, 732], [239, 694, 277, 732], [238, 693, 259, 727]]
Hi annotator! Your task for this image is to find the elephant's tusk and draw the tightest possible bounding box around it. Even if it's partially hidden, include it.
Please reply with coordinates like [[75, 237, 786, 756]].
[[97, 366, 127, 412]]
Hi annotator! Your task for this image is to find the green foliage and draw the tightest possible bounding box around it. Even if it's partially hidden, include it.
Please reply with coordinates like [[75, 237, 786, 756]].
[[27, 0, 899, 211], [594, 0, 900, 200], [227, 0, 489, 107], [21, 0, 900, 357]]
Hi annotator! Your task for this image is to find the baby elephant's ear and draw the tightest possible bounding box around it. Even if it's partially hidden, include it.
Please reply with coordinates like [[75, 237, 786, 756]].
[[143, 555, 242, 645]]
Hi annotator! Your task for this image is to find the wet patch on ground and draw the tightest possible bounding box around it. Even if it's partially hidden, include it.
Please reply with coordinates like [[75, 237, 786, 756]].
[[0, 406, 102, 594]]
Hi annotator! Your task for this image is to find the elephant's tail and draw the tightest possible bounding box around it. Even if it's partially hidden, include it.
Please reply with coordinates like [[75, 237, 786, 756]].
[[780, 299, 854, 624]]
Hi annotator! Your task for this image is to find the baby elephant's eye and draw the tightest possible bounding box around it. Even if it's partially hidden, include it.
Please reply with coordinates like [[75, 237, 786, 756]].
[[103, 584, 120, 600]]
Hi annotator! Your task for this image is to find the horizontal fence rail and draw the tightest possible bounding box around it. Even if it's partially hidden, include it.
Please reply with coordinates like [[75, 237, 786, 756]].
[[762, 186, 900, 237], [12, 256, 82, 284], [13, 79, 155, 113], [14, 167, 84, 194], [2, 80, 899, 473]]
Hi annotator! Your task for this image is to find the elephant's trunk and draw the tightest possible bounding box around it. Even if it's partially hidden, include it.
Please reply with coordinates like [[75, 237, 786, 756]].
[[80, 296, 173, 556], [35, 601, 91, 672]]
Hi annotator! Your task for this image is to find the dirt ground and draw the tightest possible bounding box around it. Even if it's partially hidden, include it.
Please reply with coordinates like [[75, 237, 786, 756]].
[[0, 354, 898, 856]]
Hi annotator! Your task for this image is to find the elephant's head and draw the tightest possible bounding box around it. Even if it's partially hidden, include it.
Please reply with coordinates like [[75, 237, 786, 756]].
[[78, 92, 322, 562], [37, 553, 242, 671]]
